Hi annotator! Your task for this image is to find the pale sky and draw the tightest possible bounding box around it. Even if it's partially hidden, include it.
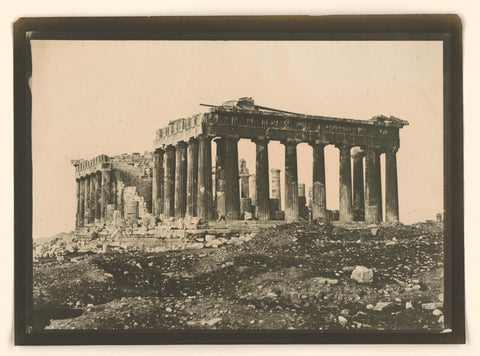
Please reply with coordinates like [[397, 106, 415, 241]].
[[31, 40, 443, 238]]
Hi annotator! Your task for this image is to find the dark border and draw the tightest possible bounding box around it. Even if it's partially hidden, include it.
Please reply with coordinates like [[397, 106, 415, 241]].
[[14, 15, 464, 345]]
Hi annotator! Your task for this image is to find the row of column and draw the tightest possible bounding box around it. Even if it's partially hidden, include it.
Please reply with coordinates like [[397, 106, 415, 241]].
[[75, 170, 115, 228], [153, 135, 214, 221], [151, 136, 399, 223], [340, 146, 399, 223]]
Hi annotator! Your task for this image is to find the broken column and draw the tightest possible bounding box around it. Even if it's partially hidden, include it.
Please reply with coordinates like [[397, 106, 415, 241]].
[[385, 148, 399, 222], [250, 174, 257, 207], [186, 138, 198, 218], [337, 144, 353, 222], [174, 141, 188, 219], [224, 136, 240, 220], [311, 142, 327, 220], [163, 145, 176, 218], [352, 148, 365, 221], [270, 168, 281, 210], [253, 137, 270, 220], [298, 183, 307, 219], [364, 148, 382, 223], [283, 139, 299, 221], [239, 159, 252, 218], [197, 135, 213, 220], [214, 137, 226, 219], [152, 148, 164, 217]]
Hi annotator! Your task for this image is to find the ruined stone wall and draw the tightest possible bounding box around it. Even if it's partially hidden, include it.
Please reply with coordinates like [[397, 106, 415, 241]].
[[111, 152, 153, 217]]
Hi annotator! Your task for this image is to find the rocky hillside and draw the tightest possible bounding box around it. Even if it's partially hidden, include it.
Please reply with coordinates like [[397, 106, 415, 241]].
[[33, 221, 446, 331]]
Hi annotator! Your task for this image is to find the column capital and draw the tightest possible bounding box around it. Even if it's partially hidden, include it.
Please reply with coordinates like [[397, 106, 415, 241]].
[[187, 136, 198, 144], [335, 143, 352, 152], [252, 137, 269, 145], [308, 140, 327, 148], [384, 146, 399, 154], [225, 135, 240, 143], [197, 134, 213, 143], [176, 140, 188, 148], [351, 147, 365, 159], [154, 147, 165, 155], [280, 138, 300, 146], [165, 144, 176, 152]]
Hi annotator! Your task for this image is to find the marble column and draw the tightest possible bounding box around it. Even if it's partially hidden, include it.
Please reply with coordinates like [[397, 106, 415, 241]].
[[174, 141, 188, 218], [283, 139, 299, 221], [94, 172, 102, 223], [364, 148, 382, 223], [376, 150, 383, 222], [270, 168, 281, 210], [352, 148, 365, 221], [186, 138, 199, 218], [164, 145, 176, 218], [89, 174, 95, 223], [337, 144, 353, 222], [75, 179, 81, 228], [385, 148, 399, 222], [152, 148, 164, 216], [224, 136, 240, 220], [101, 169, 112, 221], [79, 177, 85, 228], [215, 137, 226, 218], [84, 175, 91, 225], [253, 138, 270, 220], [197, 135, 213, 220], [310, 142, 327, 220]]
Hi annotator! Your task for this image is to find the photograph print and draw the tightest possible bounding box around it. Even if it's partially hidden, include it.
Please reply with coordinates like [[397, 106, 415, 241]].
[[14, 16, 464, 344]]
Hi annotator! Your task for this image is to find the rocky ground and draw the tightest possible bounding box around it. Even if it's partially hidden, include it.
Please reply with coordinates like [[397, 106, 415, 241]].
[[33, 220, 446, 331]]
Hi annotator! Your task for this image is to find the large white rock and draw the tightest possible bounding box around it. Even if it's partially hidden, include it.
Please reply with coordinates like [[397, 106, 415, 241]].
[[351, 266, 374, 283]]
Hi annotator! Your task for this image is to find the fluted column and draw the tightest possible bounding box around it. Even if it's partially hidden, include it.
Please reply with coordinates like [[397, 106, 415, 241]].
[[175, 141, 188, 218], [215, 137, 226, 218], [282, 139, 299, 221], [224, 136, 240, 220], [89, 174, 95, 223], [94, 172, 102, 223], [310, 142, 327, 220], [197, 135, 213, 220], [152, 148, 165, 216], [337, 144, 353, 222], [376, 150, 383, 222], [253, 137, 270, 220], [164, 145, 176, 218], [186, 138, 199, 218], [75, 179, 81, 228], [84, 175, 91, 225], [79, 177, 85, 228], [385, 148, 399, 222], [100, 169, 112, 221], [352, 148, 365, 221], [364, 148, 382, 223]]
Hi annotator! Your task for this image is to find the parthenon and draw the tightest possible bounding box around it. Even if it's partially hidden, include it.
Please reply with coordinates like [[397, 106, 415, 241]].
[[72, 97, 408, 229]]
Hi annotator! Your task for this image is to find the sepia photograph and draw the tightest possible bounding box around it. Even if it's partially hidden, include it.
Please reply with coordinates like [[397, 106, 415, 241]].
[[13, 16, 464, 344]]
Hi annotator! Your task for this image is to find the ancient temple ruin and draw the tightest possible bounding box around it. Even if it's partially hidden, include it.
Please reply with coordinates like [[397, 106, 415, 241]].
[[152, 97, 408, 223], [72, 97, 408, 229], [71, 153, 153, 229]]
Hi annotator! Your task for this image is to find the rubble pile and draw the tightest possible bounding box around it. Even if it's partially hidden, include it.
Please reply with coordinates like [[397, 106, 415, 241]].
[[34, 220, 446, 332]]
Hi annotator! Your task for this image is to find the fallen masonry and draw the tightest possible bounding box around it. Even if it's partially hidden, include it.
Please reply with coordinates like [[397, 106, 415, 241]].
[[33, 220, 446, 331]]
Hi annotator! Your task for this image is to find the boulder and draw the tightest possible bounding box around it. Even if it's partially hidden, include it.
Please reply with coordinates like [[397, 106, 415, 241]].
[[422, 302, 443, 310], [351, 266, 374, 283], [338, 316, 348, 326]]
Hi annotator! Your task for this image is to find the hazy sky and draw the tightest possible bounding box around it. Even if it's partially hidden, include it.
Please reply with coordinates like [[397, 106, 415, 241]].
[[31, 40, 443, 238]]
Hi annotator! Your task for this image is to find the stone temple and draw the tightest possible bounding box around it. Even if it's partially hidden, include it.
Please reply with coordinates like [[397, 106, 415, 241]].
[[72, 97, 408, 229]]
